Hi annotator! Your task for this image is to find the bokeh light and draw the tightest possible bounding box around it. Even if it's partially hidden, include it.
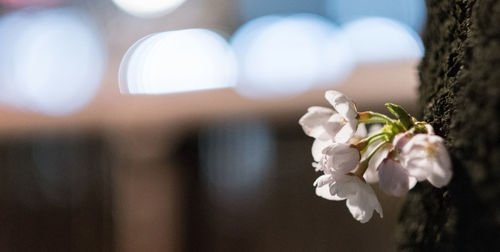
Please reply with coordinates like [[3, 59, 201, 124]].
[[0, 0, 64, 7], [0, 8, 106, 115], [119, 29, 237, 95], [327, 0, 426, 31], [342, 17, 424, 63], [231, 14, 354, 98], [111, 0, 186, 18]]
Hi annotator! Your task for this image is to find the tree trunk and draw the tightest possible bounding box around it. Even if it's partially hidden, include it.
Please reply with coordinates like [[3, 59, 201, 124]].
[[397, 0, 500, 251]]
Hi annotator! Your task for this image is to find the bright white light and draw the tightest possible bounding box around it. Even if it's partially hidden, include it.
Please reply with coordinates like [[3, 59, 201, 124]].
[[231, 14, 354, 98], [341, 17, 424, 63], [326, 0, 427, 31], [0, 8, 106, 115], [119, 29, 237, 95], [111, 0, 186, 18], [0, 0, 64, 7]]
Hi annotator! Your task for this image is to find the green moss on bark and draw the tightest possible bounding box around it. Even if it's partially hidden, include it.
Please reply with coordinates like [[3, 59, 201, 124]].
[[397, 0, 500, 251]]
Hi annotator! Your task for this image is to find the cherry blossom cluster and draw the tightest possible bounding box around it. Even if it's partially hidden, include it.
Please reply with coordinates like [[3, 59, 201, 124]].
[[299, 90, 452, 223]]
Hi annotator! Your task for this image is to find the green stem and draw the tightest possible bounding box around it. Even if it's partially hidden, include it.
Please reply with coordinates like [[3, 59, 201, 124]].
[[355, 133, 388, 153], [354, 140, 388, 178], [369, 112, 395, 123], [366, 141, 388, 161], [385, 103, 414, 130], [358, 117, 389, 124], [365, 132, 388, 144], [358, 111, 394, 124], [358, 112, 400, 130], [366, 134, 388, 148], [359, 111, 409, 135]]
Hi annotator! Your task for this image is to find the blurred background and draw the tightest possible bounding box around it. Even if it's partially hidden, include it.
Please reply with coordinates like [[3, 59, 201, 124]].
[[0, 0, 425, 251]]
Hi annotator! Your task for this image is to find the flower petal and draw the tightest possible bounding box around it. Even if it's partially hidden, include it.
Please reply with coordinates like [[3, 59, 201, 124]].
[[349, 123, 367, 145], [354, 123, 367, 138], [325, 113, 345, 138], [343, 176, 383, 223], [312, 139, 331, 162], [427, 144, 452, 187], [329, 175, 357, 199], [427, 164, 452, 188], [325, 90, 358, 120], [402, 135, 433, 180], [323, 143, 360, 173], [402, 134, 452, 187], [334, 119, 357, 143], [425, 124, 435, 134], [405, 155, 432, 180], [363, 166, 379, 184], [315, 184, 343, 201], [314, 174, 344, 200], [393, 132, 411, 150], [408, 176, 417, 189], [378, 159, 410, 196], [299, 106, 335, 140], [363, 142, 391, 183], [313, 174, 333, 187]]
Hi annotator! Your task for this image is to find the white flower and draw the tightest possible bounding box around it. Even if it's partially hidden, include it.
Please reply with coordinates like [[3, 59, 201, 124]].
[[300, 91, 453, 223], [341, 176, 383, 223], [349, 123, 368, 144], [315, 174, 383, 223], [371, 133, 416, 196], [315, 143, 360, 173], [311, 123, 366, 165], [393, 132, 411, 150], [377, 158, 416, 196], [299, 91, 359, 157], [311, 135, 332, 163], [402, 134, 452, 187], [324, 90, 359, 143], [299, 106, 337, 141], [314, 175, 383, 223], [376, 132, 451, 195], [425, 124, 435, 134], [312, 142, 382, 223]]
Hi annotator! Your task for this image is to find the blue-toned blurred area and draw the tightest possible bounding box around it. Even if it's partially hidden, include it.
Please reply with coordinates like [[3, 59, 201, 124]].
[[0, 0, 425, 251]]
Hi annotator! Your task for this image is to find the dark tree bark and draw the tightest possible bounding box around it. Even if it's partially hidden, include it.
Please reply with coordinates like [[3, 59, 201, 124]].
[[397, 0, 500, 251]]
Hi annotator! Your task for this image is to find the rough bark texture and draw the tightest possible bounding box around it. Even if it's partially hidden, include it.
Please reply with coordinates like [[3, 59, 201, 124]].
[[397, 0, 500, 251]]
